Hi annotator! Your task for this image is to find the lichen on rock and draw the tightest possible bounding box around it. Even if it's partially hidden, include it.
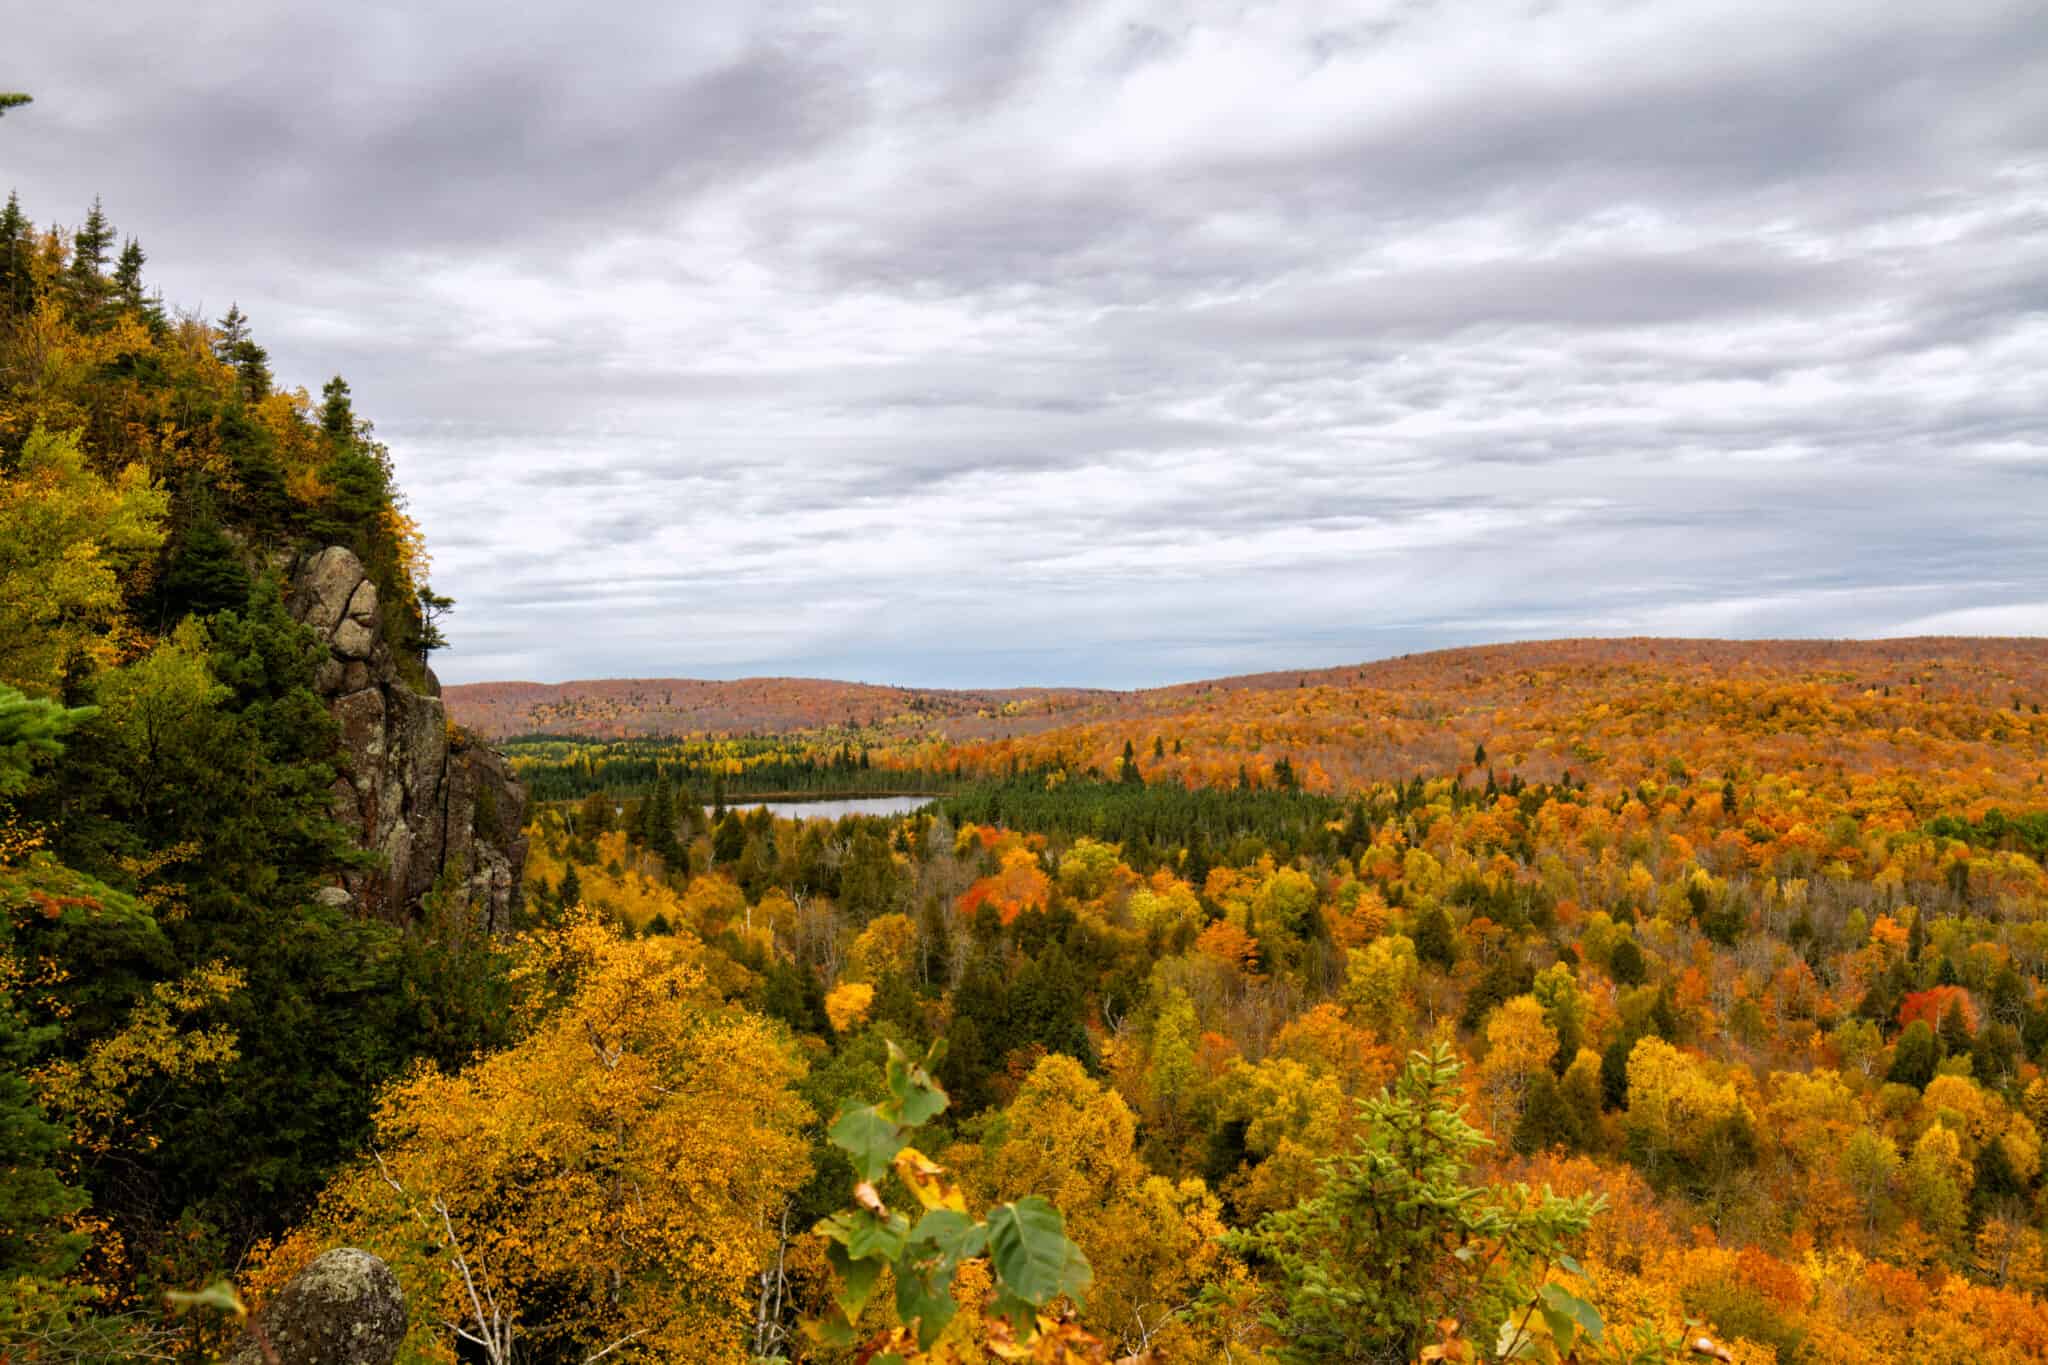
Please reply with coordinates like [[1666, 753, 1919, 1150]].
[[226, 1247, 406, 1365]]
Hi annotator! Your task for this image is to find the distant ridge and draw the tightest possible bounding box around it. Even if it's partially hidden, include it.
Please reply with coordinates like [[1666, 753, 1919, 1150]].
[[442, 674, 1112, 740], [442, 637, 2048, 740]]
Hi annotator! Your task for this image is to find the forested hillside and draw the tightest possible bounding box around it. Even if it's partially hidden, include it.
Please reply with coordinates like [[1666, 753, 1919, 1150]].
[[445, 675, 1107, 742], [0, 193, 527, 1359], [12, 184, 2048, 1363], [477, 634, 2048, 1361]]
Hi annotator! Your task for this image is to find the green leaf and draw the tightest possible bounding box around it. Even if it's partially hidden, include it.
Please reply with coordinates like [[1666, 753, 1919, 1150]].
[[825, 1240, 886, 1322], [884, 1040, 949, 1126], [843, 1207, 911, 1263], [829, 1102, 904, 1183], [802, 1305, 858, 1349], [1539, 1282, 1604, 1344], [986, 1196, 1092, 1309], [1539, 1303, 1578, 1354], [895, 1262, 962, 1350], [911, 1207, 988, 1263], [1556, 1253, 1584, 1279]]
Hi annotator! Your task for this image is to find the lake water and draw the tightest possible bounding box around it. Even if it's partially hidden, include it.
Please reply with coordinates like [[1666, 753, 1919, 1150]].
[[732, 794, 938, 822]]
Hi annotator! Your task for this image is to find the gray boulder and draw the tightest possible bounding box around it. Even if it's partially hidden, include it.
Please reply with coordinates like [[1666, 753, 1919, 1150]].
[[227, 1248, 406, 1365]]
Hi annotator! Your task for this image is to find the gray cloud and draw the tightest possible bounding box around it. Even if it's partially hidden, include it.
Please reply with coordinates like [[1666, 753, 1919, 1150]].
[[7, 0, 2047, 687]]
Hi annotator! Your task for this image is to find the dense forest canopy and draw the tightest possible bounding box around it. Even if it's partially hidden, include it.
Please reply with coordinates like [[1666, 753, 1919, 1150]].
[[9, 181, 2048, 1365]]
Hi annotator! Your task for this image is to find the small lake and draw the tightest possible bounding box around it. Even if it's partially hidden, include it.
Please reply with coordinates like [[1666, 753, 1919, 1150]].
[[731, 794, 939, 822]]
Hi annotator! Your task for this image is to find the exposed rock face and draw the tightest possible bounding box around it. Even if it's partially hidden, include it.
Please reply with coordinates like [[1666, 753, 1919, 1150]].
[[226, 1247, 406, 1365], [290, 546, 527, 932]]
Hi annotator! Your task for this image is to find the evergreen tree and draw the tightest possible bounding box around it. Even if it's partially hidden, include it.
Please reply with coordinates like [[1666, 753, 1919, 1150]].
[[839, 828, 902, 923], [1887, 1020, 1940, 1089], [0, 988, 88, 1279], [1413, 904, 1456, 971], [0, 687, 94, 795], [1938, 998, 1973, 1057], [1608, 936, 1647, 986], [111, 238, 163, 330], [712, 810, 746, 864], [66, 197, 112, 319], [153, 494, 253, 623], [1228, 1045, 1600, 1362], [318, 375, 356, 443], [1511, 1069, 1582, 1155], [0, 191, 31, 314], [640, 771, 679, 862], [213, 302, 250, 360]]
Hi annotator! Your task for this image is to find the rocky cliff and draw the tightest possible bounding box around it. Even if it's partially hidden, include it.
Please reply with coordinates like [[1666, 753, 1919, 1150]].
[[289, 546, 527, 932]]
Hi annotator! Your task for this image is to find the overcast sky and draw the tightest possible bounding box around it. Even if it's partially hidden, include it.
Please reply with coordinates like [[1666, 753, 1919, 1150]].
[[9, 1, 2048, 687]]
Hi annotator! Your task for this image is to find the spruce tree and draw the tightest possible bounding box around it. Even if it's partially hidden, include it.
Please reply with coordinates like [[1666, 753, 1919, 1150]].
[[1229, 1045, 1600, 1362], [1413, 904, 1455, 970], [1938, 998, 1973, 1056], [213, 302, 250, 360], [154, 494, 253, 622], [67, 197, 111, 286], [1608, 936, 1647, 986], [319, 375, 355, 443], [0, 687, 94, 795], [0, 991, 88, 1278], [0, 191, 32, 314], [1887, 1020, 1939, 1089]]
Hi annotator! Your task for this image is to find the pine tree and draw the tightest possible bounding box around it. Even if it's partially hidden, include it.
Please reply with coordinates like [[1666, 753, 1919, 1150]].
[[110, 238, 164, 333], [319, 375, 356, 444], [111, 237, 143, 304], [153, 495, 253, 623], [212, 304, 274, 404], [213, 302, 250, 361], [0, 191, 33, 315], [232, 337, 273, 404], [1413, 904, 1455, 970], [68, 197, 111, 282], [1230, 1045, 1601, 1362], [1887, 1020, 1940, 1089], [0, 686, 94, 795], [1512, 1069, 1581, 1154], [1608, 936, 1647, 986], [0, 990, 88, 1278], [1938, 998, 1974, 1056], [65, 197, 115, 326]]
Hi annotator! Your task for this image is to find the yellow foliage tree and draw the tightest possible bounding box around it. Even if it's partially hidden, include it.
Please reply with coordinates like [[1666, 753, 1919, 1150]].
[[826, 981, 876, 1034], [1479, 994, 1558, 1133], [0, 426, 167, 692], [977, 1054, 1230, 1354], [250, 916, 810, 1363]]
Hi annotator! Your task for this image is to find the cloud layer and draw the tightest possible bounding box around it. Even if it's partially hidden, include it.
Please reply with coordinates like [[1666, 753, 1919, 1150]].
[[10, 1, 2048, 685]]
